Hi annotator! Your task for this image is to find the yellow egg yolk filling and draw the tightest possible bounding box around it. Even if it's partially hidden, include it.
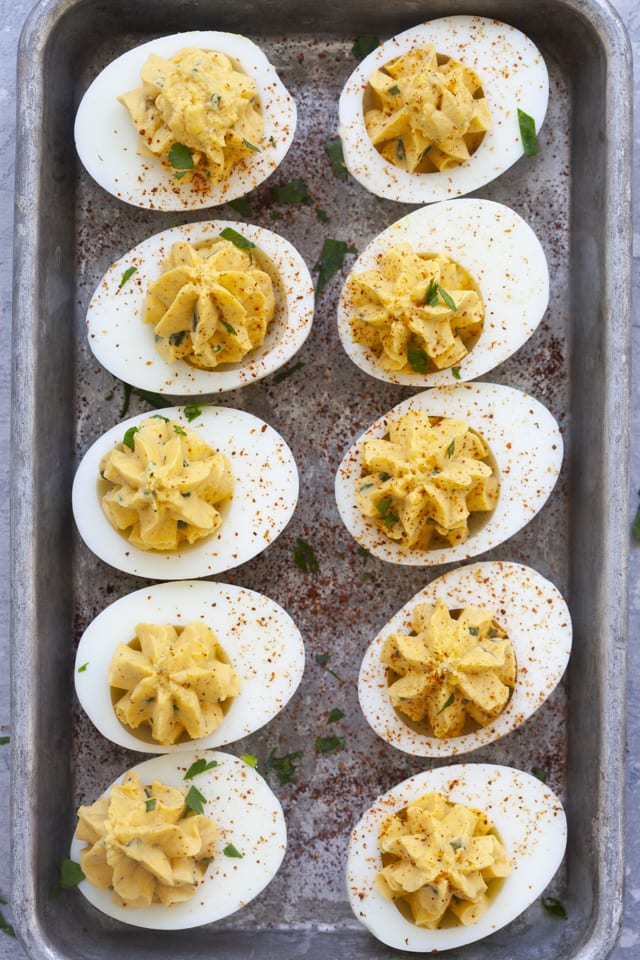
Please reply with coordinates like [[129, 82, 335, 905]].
[[119, 47, 263, 182], [365, 44, 491, 173], [347, 243, 484, 373], [143, 237, 276, 369], [76, 771, 217, 908], [381, 598, 515, 737], [99, 416, 234, 552], [356, 410, 499, 549], [376, 791, 511, 928], [109, 622, 241, 746]]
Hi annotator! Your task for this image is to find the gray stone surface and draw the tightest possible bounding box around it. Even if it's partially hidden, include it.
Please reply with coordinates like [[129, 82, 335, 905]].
[[1, 0, 638, 956]]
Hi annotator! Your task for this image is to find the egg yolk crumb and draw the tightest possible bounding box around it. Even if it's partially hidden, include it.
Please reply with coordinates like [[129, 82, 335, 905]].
[[346, 243, 484, 373], [76, 771, 217, 907], [381, 598, 515, 737], [376, 791, 511, 927], [99, 416, 234, 552], [144, 236, 276, 369], [365, 44, 491, 173], [119, 47, 263, 182], [109, 622, 241, 746], [356, 409, 498, 549]]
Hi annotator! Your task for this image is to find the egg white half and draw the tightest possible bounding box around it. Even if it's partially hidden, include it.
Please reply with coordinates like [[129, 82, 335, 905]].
[[334, 382, 563, 566], [339, 16, 549, 204], [338, 199, 549, 386], [346, 763, 567, 951], [358, 561, 571, 757], [75, 579, 305, 753], [72, 405, 298, 579], [70, 750, 286, 929], [86, 221, 314, 395], [74, 31, 297, 211]]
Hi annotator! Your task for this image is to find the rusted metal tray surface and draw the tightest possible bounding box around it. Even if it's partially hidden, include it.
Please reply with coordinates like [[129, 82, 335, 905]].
[[11, 0, 631, 958]]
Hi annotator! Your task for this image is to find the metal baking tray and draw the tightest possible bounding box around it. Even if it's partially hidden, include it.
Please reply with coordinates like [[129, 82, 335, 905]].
[[11, 0, 632, 957]]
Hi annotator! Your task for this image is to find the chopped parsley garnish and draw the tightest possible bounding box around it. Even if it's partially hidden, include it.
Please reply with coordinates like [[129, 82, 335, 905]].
[[134, 386, 167, 409], [357, 545, 370, 559], [325, 139, 348, 181], [446, 439, 456, 458], [632, 489, 640, 540], [77, 663, 89, 673], [0, 737, 9, 745], [327, 707, 345, 723], [118, 266, 137, 289], [407, 345, 429, 374], [541, 896, 567, 919], [315, 653, 342, 681], [242, 138, 261, 152], [450, 838, 466, 850], [169, 330, 186, 347], [376, 496, 399, 527], [438, 285, 457, 311], [223, 843, 243, 858], [316, 207, 330, 223], [145, 797, 157, 813], [436, 692, 455, 714], [424, 279, 439, 306], [219, 227, 256, 250], [119, 381, 132, 417], [272, 179, 310, 204], [0, 904, 14, 938], [168, 142, 194, 179], [532, 766, 548, 783], [468, 626, 480, 636], [396, 138, 406, 161], [294, 536, 319, 573], [152, 413, 169, 422], [269, 136, 277, 148], [184, 758, 219, 779], [315, 238, 356, 293], [273, 361, 305, 383], [174, 424, 187, 436], [379, 472, 392, 481], [184, 785, 206, 816], [220, 317, 237, 335], [451, 366, 461, 380], [517, 108, 538, 157], [241, 753, 258, 768], [227, 197, 253, 217], [351, 35, 380, 60], [51, 857, 85, 897], [266, 749, 303, 786], [388, 84, 400, 95], [123, 426, 139, 450], [210, 93, 222, 109], [183, 402, 202, 423], [315, 735, 344, 754]]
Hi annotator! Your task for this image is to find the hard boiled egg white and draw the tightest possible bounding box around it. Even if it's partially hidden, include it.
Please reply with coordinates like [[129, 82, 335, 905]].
[[347, 763, 566, 951], [339, 16, 548, 204], [74, 31, 296, 211], [72, 405, 298, 579], [337, 199, 549, 386], [75, 579, 305, 753], [70, 750, 286, 929], [86, 221, 314, 395], [334, 382, 563, 566], [359, 560, 571, 757]]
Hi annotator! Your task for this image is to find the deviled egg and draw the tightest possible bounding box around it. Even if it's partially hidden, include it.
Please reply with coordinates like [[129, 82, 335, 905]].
[[72, 405, 298, 579], [86, 221, 314, 395], [334, 382, 562, 565], [70, 749, 286, 929], [74, 579, 305, 753], [346, 763, 567, 951], [74, 31, 296, 211], [338, 198, 549, 386], [339, 16, 548, 203], [358, 561, 571, 757]]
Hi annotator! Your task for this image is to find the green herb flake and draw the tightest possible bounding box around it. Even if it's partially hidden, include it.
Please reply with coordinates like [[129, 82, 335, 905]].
[[388, 84, 400, 95], [174, 424, 187, 436], [168, 142, 194, 173], [227, 197, 252, 217], [134, 386, 167, 409], [184, 785, 207, 816], [169, 330, 187, 347], [327, 707, 345, 724], [451, 366, 461, 380], [396, 138, 406, 161], [357, 546, 370, 559], [315, 653, 342, 682], [407, 345, 429, 374], [446, 439, 456, 458], [294, 536, 319, 573], [272, 180, 310, 204], [241, 753, 259, 768], [220, 317, 237, 335], [632, 490, 640, 540], [266, 749, 303, 786], [468, 626, 480, 637], [145, 797, 157, 813], [123, 426, 139, 450], [152, 413, 169, 422], [184, 758, 219, 780], [273, 361, 305, 383], [351, 35, 380, 60], [54, 857, 85, 896], [315, 735, 345, 754], [223, 843, 243, 859], [450, 838, 466, 850], [438, 285, 457, 311], [209, 93, 222, 109], [118, 266, 137, 290], [541, 896, 567, 920], [120, 380, 133, 417], [269, 136, 277, 148], [325, 139, 348, 181], [424, 278, 439, 306], [242, 138, 261, 153], [316, 207, 330, 223], [219, 227, 256, 250], [436, 692, 455, 714], [183, 402, 202, 423], [315, 238, 356, 293], [0, 737, 9, 745], [0, 906, 14, 938], [77, 663, 89, 673], [376, 496, 399, 527], [379, 472, 392, 481], [517, 108, 538, 157], [532, 766, 548, 783]]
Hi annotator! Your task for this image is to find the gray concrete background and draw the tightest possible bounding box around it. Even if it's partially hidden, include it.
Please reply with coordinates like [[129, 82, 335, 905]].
[[1, 0, 638, 956]]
